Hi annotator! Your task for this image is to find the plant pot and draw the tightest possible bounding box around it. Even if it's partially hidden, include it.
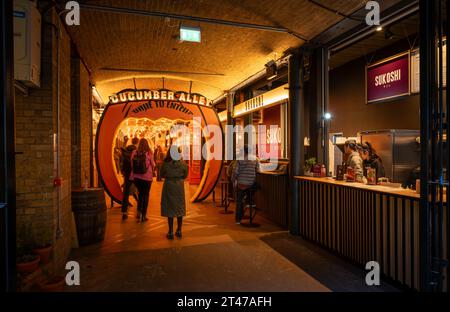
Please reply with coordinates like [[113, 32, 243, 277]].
[[38, 276, 65, 292], [16, 255, 40, 274], [32, 245, 52, 264]]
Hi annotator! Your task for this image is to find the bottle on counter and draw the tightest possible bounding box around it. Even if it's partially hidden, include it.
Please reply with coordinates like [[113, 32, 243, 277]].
[[320, 164, 326, 177], [366, 167, 377, 185]]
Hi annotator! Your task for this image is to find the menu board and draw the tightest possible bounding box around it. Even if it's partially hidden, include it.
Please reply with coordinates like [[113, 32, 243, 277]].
[[366, 52, 410, 103], [410, 40, 447, 93], [411, 49, 420, 93]]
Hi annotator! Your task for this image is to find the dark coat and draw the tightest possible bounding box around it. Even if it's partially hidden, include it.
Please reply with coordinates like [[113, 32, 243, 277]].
[[160, 160, 189, 217], [363, 155, 385, 179]]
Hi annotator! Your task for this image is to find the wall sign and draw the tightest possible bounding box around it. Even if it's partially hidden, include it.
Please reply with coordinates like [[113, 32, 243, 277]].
[[234, 83, 288, 117], [366, 52, 410, 103]]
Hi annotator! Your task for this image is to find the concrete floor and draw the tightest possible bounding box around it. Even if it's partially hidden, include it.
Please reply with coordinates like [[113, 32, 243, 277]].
[[68, 181, 399, 292]]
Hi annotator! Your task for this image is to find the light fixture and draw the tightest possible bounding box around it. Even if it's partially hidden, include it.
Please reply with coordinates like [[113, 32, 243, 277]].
[[384, 28, 394, 40], [265, 60, 277, 80], [376, 26, 383, 31], [92, 86, 104, 106], [323, 112, 332, 120], [180, 25, 201, 43]]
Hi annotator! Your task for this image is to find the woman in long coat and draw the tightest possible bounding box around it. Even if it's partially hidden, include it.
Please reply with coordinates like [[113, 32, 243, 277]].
[[161, 146, 188, 239]]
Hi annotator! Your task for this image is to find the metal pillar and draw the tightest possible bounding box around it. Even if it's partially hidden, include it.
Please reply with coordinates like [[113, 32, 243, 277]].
[[1, 0, 16, 292], [288, 50, 305, 235], [316, 47, 330, 173], [419, 0, 449, 292]]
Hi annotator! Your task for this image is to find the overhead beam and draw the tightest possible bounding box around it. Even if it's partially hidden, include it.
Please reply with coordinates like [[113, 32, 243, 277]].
[[100, 67, 225, 77], [78, 3, 308, 41]]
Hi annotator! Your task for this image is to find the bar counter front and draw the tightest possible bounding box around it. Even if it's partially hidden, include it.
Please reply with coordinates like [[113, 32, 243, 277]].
[[295, 176, 424, 290], [255, 171, 289, 228]]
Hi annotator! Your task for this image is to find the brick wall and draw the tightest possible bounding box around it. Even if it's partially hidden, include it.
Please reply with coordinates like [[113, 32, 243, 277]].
[[15, 9, 76, 273], [71, 57, 92, 188]]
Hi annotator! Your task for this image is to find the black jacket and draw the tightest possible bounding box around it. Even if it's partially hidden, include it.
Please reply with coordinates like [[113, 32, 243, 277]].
[[363, 155, 385, 179]]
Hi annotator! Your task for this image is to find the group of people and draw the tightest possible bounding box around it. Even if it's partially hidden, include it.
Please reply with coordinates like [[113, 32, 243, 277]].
[[343, 139, 385, 182], [118, 136, 188, 240]]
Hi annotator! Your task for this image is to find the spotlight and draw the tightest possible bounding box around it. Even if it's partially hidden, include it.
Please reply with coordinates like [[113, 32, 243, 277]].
[[384, 28, 394, 40], [376, 26, 383, 31], [265, 60, 277, 80], [323, 112, 332, 120]]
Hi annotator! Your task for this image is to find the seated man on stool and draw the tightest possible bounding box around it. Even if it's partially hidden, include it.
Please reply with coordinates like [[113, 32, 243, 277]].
[[232, 145, 259, 224]]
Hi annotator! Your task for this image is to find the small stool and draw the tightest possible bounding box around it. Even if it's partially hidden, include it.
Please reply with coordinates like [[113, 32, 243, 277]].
[[218, 180, 233, 214], [240, 184, 259, 227]]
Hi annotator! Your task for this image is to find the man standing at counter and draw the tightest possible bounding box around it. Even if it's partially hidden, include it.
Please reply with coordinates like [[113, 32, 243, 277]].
[[344, 139, 364, 181]]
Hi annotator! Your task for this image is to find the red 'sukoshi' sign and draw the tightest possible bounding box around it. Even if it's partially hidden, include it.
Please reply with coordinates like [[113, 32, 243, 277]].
[[366, 53, 410, 103]]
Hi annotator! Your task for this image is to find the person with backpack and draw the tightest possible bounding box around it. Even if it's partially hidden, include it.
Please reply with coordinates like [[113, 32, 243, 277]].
[[130, 138, 156, 222], [120, 137, 139, 220]]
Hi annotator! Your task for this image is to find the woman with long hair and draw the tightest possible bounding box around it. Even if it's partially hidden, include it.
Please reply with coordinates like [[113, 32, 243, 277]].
[[130, 138, 156, 222], [358, 141, 385, 179], [160, 145, 188, 239]]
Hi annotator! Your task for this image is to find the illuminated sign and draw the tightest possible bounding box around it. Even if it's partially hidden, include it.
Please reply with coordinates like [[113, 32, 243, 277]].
[[218, 110, 227, 122], [109, 89, 208, 106], [233, 84, 288, 117], [366, 52, 410, 103], [180, 25, 201, 43]]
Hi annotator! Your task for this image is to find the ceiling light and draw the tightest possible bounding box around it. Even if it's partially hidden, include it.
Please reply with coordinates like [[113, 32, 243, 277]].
[[384, 28, 394, 40], [376, 26, 383, 31], [265, 60, 277, 80]]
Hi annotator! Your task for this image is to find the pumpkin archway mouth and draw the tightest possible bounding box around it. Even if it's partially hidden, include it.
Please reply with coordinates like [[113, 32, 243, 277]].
[[95, 89, 223, 204]]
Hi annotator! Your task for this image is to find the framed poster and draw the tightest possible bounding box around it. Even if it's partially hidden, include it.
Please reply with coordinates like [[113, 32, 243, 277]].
[[410, 49, 420, 93], [366, 52, 410, 103]]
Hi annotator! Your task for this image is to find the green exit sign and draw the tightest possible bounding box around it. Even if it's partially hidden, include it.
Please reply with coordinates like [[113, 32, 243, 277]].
[[180, 26, 201, 43]]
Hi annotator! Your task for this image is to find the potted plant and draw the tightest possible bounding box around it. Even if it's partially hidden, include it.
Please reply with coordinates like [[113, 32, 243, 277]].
[[16, 225, 40, 274], [32, 228, 53, 264], [304, 157, 316, 175], [37, 275, 65, 292], [16, 254, 41, 274]]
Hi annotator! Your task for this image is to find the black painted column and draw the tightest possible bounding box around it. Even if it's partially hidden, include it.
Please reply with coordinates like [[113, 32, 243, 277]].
[[226, 91, 235, 160], [316, 47, 330, 172], [0, 0, 16, 292], [288, 50, 305, 235]]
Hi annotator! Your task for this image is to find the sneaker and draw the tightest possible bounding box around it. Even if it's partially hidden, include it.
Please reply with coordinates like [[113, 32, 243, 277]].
[[136, 211, 141, 219], [122, 213, 128, 220], [235, 221, 241, 225], [166, 232, 174, 240]]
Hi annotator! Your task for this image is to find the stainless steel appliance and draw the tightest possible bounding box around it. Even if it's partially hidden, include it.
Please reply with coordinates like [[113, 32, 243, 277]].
[[359, 129, 420, 183]]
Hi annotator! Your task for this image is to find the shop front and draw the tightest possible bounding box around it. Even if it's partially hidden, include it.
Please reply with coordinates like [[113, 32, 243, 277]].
[[228, 84, 290, 228], [293, 10, 448, 291]]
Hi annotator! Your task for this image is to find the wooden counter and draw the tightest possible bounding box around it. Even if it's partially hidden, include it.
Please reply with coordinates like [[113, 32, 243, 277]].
[[255, 172, 289, 228], [295, 176, 420, 199], [294, 175, 423, 290]]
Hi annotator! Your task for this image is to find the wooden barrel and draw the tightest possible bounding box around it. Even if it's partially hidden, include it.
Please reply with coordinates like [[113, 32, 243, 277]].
[[71, 187, 107, 246]]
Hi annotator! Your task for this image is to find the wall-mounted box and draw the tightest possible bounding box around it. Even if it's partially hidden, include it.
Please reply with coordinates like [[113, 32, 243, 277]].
[[14, 0, 41, 87]]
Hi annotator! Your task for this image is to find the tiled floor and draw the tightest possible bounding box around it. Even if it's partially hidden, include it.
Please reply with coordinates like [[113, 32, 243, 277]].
[[68, 181, 398, 292]]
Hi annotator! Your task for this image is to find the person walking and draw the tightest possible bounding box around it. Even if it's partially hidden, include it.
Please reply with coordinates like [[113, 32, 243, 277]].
[[154, 145, 165, 181], [130, 138, 156, 222], [120, 137, 139, 220], [160, 145, 188, 239]]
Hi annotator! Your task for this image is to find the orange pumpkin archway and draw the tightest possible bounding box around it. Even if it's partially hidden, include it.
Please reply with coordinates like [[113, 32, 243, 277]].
[[95, 90, 223, 203]]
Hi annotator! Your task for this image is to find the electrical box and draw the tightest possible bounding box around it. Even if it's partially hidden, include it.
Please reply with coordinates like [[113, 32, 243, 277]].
[[14, 0, 41, 87]]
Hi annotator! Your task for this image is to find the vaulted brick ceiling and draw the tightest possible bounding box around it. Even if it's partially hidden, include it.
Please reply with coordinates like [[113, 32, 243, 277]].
[[67, 0, 369, 102]]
